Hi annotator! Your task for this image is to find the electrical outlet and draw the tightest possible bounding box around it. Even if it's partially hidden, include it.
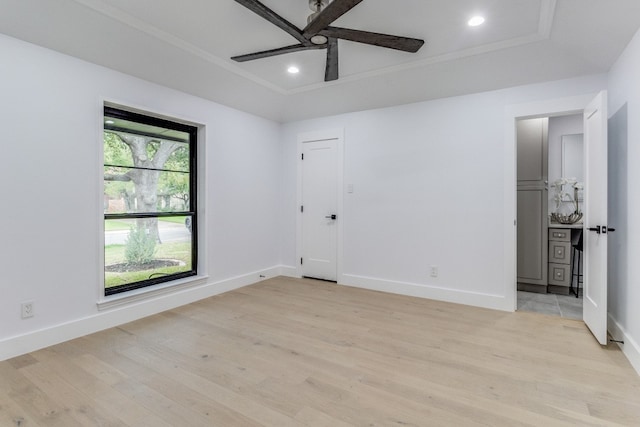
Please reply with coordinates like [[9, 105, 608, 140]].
[[21, 301, 34, 319], [430, 265, 438, 278]]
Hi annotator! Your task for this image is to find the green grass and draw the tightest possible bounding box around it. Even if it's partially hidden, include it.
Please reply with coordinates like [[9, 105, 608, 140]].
[[104, 220, 132, 231], [158, 216, 187, 225], [104, 240, 192, 289]]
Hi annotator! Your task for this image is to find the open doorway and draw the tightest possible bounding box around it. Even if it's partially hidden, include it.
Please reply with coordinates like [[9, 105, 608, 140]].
[[507, 91, 609, 344], [516, 113, 584, 319]]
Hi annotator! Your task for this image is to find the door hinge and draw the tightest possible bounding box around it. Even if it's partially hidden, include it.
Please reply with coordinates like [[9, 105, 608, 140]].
[[301, 153, 304, 160], [301, 205, 304, 213], [300, 257, 303, 265]]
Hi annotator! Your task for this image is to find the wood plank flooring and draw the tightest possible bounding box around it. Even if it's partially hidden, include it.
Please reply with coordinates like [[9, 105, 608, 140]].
[[1, 277, 639, 426]]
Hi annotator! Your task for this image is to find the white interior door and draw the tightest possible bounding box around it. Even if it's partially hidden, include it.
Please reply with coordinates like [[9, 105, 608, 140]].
[[301, 139, 338, 281], [583, 91, 609, 345]]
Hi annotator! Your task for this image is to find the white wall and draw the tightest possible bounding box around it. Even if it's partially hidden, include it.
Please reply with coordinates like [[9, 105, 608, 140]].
[[607, 28, 640, 374], [0, 34, 282, 360], [282, 75, 606, 311]]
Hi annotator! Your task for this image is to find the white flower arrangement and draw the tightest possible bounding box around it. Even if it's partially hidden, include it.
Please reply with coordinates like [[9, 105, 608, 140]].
[[550, 177, 583, 224]]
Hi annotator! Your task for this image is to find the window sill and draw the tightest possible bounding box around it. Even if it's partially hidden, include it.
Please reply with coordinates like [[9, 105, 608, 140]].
[[97, 274, 209, 311]]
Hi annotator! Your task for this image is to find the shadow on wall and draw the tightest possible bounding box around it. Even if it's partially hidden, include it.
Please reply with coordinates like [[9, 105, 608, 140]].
[[607, 103, 628, 319]]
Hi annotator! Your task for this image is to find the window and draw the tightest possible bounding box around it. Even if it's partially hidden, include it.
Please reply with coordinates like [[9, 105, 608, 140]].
[[103, 106, 197, 295]]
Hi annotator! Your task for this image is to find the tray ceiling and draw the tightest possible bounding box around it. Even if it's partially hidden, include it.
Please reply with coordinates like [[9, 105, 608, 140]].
[[1, 0, 639, 121]]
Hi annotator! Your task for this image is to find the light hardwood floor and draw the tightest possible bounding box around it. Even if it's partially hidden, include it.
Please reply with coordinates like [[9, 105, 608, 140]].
[[2, 277, 639, 426]]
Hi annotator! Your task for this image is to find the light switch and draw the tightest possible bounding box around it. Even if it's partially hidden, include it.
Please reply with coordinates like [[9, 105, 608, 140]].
[[347, 184, 354, 193]]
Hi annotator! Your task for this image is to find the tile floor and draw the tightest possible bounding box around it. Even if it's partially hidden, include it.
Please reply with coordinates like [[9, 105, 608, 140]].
[[517, 291, 583, 320]]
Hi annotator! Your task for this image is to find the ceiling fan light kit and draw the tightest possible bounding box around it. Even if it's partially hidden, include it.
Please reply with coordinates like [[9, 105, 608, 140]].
[[231, 0, 425, 82], [310, 34, 329, 45]]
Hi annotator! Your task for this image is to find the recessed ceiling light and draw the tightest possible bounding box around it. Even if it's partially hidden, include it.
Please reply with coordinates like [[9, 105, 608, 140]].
[[287, 66, 300, 74], [468, 16, 485, 27], [105, 120, 115, 125]]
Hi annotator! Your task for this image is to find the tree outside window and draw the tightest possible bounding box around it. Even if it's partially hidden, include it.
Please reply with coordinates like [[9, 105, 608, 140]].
[[103, 106, 197, 295]]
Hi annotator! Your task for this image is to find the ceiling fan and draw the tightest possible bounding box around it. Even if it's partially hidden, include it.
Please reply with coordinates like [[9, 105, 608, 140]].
[[231, 0, 425, 82]]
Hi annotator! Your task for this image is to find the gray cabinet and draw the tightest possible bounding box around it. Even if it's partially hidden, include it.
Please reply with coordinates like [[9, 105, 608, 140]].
[[548, 227, 572, 288], [517, 118, 549, 291]]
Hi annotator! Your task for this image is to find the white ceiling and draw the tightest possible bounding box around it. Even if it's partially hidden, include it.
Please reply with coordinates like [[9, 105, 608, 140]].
[[1, 0, 639, 122]]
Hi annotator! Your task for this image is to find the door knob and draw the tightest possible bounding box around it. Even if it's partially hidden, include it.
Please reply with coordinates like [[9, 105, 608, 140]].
[[588, 225, 616, 234], [325, 214, 337, 220]]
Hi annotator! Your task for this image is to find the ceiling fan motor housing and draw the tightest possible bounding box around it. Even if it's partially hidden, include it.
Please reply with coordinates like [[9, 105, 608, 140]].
[[309, 0, 330, 12], [308, 0, 330, 24]]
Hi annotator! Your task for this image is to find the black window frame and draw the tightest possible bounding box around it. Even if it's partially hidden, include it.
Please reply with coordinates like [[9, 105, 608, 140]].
[[103, 106, 198, 296]]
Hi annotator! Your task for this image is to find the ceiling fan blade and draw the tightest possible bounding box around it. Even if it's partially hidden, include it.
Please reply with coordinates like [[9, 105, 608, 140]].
[[304, 0, 364, 37], [231, 44, 320, 62], [320, 26, 424, 52], [234, 0, 308, 44], [325, 38, 339, 81]]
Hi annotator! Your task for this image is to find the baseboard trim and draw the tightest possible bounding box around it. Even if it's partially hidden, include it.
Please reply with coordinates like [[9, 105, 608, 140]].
[[608, 314, 640, 376], [341, 274, 511, 312], [11, 269, 633, 375], [0, 266, 281, 362]]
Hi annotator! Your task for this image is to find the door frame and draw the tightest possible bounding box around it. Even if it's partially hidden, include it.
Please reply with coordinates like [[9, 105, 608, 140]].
[[296, 128, 345, 282], [504, 94, 597, 311]]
